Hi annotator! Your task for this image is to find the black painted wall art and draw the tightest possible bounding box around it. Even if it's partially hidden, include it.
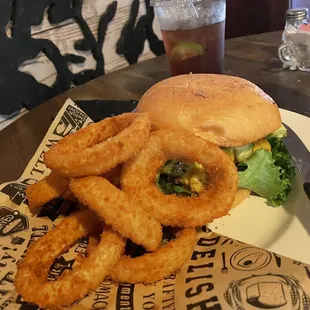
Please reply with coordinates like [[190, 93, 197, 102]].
[[0, 0, 164, 115]]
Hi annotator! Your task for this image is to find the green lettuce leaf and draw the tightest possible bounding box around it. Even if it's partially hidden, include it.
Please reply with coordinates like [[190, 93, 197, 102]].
[[238, 139, 295, 207]]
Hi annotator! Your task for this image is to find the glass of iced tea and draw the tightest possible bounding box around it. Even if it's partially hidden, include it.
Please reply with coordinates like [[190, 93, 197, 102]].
[[151, 0, 226, 75]]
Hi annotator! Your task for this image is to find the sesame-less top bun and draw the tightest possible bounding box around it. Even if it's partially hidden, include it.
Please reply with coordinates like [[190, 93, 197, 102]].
[[136, 74, 282, 147]]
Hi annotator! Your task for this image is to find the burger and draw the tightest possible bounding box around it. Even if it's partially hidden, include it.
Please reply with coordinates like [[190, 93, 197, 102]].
[[136, 74, 295, 208]]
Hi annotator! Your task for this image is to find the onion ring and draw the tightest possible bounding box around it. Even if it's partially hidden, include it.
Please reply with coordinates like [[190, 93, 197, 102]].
[[26, 164, 123, 209], [44, 113, 151, 177], [15, 209, 125, 309], [70, 176, 162, 251], [121, 130, 238, 227], [25, 172, 68, 209], [109, 228, 197, 284]]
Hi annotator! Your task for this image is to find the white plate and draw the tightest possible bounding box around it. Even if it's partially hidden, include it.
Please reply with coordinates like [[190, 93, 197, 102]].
[[208, 109, 310, 264]]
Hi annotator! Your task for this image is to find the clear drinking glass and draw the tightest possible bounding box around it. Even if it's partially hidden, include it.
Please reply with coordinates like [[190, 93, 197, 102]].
[[151, 0, 226, 76]]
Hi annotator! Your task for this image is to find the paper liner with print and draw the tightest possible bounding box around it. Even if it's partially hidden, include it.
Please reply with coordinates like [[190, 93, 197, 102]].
[[0, 99, 310, 310]]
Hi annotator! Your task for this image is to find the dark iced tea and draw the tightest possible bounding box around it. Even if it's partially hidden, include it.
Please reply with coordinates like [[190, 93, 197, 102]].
[[161, 21, 225, 76]]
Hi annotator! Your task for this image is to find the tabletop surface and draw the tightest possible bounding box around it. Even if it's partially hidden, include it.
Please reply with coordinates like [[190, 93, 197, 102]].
[[1, 31, 310, 184]]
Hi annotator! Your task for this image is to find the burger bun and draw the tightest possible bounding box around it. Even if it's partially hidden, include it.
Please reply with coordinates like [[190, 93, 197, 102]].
[[137, 74, 281, 147]]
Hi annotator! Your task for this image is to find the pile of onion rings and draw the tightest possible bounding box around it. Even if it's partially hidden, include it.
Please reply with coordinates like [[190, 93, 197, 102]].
[[17, 111, 238, 308]]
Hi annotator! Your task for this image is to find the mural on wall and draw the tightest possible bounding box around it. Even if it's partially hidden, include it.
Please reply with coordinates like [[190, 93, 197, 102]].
[[0, 0, 165, 116]]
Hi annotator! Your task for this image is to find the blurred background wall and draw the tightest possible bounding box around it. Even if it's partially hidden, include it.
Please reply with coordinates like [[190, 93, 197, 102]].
[[226, 0, 290, 39]]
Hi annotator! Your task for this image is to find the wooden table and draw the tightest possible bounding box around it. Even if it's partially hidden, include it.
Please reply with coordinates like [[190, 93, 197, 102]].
[[1, 31, 310, 184]]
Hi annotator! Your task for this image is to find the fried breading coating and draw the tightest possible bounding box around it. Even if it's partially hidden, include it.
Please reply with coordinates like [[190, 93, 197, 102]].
[[15, 210, 125, 309], [70, 176, 162, 251], [44, 113, 151, 177], [110, 228, 197, 284]]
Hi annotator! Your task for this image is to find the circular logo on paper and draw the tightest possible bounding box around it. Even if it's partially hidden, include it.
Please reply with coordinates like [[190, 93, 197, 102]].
[[230, 247, 272, 271], [224, 274, 310, 310]]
